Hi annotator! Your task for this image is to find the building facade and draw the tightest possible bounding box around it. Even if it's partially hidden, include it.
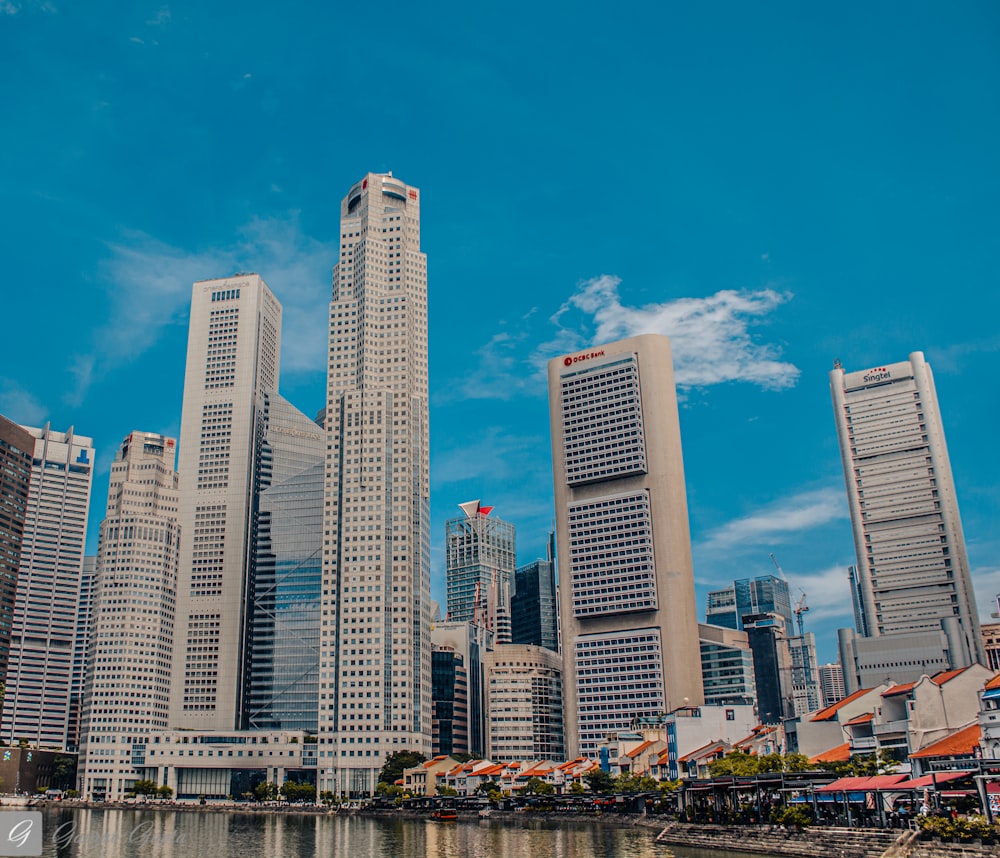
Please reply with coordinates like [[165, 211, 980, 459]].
[[431, 620, 488, 758], [511, 532, 558, 652], [431, 647, 468, 757], [2, 424, 94, 747], [830, 352, 984, 664], [484, 644, 564, 761], [0, 415, 33, 686], [548, 335, 704, 757], [818, 662, 846, 708], [246, 392, 325, 732], [319, 173, 431, 797], [445, 501, 515, 642], [169, 275, 282, 732], [67, 555, 96, 752], [79, 432, 180, 800], [698, 623, 756, 707], [981, 621, 1000, 672], [705, 575, 793, 631]]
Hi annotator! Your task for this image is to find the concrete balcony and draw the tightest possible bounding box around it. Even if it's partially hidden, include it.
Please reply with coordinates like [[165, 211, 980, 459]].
[[873, 719, 909, 736]]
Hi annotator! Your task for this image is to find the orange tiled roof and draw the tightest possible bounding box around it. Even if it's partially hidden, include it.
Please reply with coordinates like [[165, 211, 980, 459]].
[[882, 682, 916, 698], [910, 723, 981, 759], [931, 667, 969, 686], [810, 742, 851, 764], [845, 712, 874, 726], [626, 740, 653, 758], [678, 740, 727, 764], [810, 687, 875, 721], [985, 673, 1000, 691]]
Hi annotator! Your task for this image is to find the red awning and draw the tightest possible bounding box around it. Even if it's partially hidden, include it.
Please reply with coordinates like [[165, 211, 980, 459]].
[[816, 774, 908, 794], [892, 771, 973, 790]]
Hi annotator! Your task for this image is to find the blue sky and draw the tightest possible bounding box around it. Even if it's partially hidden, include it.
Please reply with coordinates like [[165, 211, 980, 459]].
[[2, 1, 998, 662]]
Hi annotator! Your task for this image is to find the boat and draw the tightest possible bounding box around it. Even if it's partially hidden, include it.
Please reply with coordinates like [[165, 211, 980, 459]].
[[431, 808, 457, 821]]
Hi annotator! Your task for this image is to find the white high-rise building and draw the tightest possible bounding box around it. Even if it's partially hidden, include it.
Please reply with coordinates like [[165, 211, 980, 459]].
[[170, 275, 282, 731], [2, 424, 94, 747], [319, 173, 431, 797], [548, 335, 704, 758], [831, 352, 985, 665], [80, 432, 179, 800]]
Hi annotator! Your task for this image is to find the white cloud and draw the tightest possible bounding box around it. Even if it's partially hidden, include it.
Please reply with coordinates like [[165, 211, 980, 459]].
[[699, 487, 848, 552], [786, 564, 857, 624], [450, 274, 799, 402], [433, 427, 547, 486], [71, 216, 335, 403], [146, 6, 170, 25], [1, 1, 21, 13], [555, 275, 799, 389], [0, 379, 47, 426]]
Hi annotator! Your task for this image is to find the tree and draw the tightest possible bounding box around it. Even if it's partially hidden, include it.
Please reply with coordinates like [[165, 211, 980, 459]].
[[583, 769, 615, 794], [254, 781, 278, 802], [131, 779, 158, 797], [476, 780, 500, 795], [378, 750, 426, 785], [522, 777, 554, 796], [828, 750, 898, 777], [52, 755, 77, 791], [376, 782, 404, 797], [157, 785, 174, 800], [569, 782, 586, 795], [435, 785, 458, 796]]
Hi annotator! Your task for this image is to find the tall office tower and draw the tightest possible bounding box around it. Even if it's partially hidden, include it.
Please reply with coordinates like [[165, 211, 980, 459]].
[[831, 352, 985, 665], [319, 173, 431, 797], [705, 575, 793, 631], [2, 424, 94, 747], [511, 531, 558, 651], [818, 662, 846, 708], [431, 646, 468, 757], [79, 432, 179, 800], [445, 501, 516, 642], [247, 392, 325, 732], [170, 275, 282, 731], [0, 415, 33, 685], [548, 335, 704, 758], [66, 555, 96, 752], [484, 644, 564, 762]]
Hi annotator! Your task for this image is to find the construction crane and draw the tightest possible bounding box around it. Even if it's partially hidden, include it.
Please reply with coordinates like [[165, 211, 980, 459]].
[[769, 553, 810, 637]]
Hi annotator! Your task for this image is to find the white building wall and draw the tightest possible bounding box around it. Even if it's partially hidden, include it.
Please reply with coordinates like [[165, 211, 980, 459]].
[[319, 173, 431, 797], [830, 353, 984, 664], [80, 432, 179, 800], [170, 275, 282, 731], [2, 424, 94, 747]]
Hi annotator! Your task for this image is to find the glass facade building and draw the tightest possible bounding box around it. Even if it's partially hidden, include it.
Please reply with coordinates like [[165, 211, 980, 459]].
[[706, 575, 793, 631], [247, 392, 325, 732], [511, 533, 558, 652]]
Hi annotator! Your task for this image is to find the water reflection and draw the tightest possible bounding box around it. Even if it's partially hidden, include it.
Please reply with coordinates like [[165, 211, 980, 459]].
[[38, 808, 774, 858]]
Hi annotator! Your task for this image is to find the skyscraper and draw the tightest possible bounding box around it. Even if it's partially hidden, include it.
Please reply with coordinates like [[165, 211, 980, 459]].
[[705, 575, 793, 631], [831, 352, 984, 665], [247, 392, 325, 732], [2, 424, 94, 747], [511, 531, 558, 651], [548, 334, 704, 757], [0, 415, 33, 686], [320, 172, 430, 797], [79, 431, 179, 800], [445, 501, 515, 643], [818, 662, 846, 707], [170, 274, 282, 731]]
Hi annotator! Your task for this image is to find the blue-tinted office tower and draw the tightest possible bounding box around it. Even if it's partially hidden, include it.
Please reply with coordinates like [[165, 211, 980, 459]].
[[705, 575, 793, 632], [247, 392, 325, 732], [511, 532, 558, 652]]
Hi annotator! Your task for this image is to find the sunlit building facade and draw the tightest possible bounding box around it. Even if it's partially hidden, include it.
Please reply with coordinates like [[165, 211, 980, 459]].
[[319, 173, 431, 797], [2, 424, 94, 748], [549, 335, 704, 757]]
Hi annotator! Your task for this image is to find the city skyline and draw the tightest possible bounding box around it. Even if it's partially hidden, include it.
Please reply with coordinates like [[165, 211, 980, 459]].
[[2, 4, 999, 665]]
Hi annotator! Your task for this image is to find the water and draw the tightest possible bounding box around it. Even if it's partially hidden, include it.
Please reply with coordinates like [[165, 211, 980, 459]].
[[12, 807, 778, 858]]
